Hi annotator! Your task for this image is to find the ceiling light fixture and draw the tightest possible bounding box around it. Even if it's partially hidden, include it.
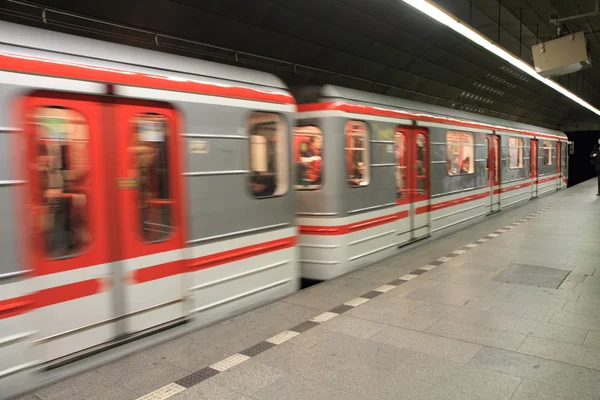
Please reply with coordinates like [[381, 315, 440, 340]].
[[401, 0, 600, 117]]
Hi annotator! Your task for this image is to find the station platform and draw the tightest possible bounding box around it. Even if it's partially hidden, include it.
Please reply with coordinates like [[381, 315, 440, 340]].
[[16, 179, 600, 400]]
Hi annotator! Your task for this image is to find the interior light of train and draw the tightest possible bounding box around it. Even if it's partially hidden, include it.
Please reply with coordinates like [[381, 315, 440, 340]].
[[401, 0, 600, 117]]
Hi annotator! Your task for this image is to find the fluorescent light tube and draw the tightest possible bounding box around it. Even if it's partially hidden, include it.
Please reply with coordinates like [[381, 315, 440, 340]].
[[401, 0, 600, 117]]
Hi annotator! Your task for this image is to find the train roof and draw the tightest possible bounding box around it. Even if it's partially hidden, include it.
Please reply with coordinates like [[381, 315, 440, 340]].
[[0, 20, 288, 91], [315, 85, 567, 139]]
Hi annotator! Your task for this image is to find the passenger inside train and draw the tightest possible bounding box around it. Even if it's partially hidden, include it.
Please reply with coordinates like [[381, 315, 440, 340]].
[[34, 106, 90, 258]]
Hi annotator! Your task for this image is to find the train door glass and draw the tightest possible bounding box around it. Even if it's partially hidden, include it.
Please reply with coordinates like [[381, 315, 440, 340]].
[[530, 139, 538, 198], [22, 94, 112, 362], [487, 135, 501, 212], [114, 102, 185, 334], [412, 130, 430, 239], [556, 142, 562, 189], [394, 127, 430, 242], [562, 142, 568, 186]]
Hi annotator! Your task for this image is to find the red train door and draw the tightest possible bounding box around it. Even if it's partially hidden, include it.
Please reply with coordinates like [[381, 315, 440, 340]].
[[410, 128, 430, 239], [114, 101, 186, 334], [487, 134, 501, 212], [21, 93, 114, 362], [556, 142, 562, 189], [530, 139, 538, 198], [395, 127, 430, 242]]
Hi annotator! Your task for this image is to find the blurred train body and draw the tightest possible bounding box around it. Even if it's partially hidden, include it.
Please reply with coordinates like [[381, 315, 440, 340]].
[[0, 21, 570, 398]]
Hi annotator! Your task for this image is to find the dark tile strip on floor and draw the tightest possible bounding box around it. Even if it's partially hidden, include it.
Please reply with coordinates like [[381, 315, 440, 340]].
[[134, 193, 576, 400]]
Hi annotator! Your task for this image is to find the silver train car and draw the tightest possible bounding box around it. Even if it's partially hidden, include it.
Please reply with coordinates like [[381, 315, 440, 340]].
[[0, 21, 298, 398], [293, 85, 570, 280], [0, 21, 570, 398]]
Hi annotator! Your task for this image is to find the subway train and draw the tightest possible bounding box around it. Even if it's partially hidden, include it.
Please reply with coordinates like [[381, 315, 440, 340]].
[[0, 20, 570, 397]]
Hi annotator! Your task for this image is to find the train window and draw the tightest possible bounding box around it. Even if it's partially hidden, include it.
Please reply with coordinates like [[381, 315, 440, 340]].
[[508, 137, 524, 169], [542, 140, 553, 166], [446, 131, 474, 176], [131, 113, 172, 242], [395, 130, 407, 199], [293, 126, 323, 190], [416, 133, 427, 195], [346, 121, 370, 187], [248, 112, 289, 198], [33, 106, 91, 259]]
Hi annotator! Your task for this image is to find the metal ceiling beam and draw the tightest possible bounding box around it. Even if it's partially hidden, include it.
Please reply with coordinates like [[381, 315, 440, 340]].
[[549, 0, 599, 23]]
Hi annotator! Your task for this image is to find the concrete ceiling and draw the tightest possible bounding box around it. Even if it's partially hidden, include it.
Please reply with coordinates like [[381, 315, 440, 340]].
[[2, 0, 600, 130]]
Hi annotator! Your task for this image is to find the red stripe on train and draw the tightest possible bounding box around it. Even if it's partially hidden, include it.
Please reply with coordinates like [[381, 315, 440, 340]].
[[0, 278, 103, 320], [536, 176, 558, 184], [298, 102, 566, 141], [494, 181, 532, 194], [299, 211, 408, 236], [0, 52, 295, 105], [0, 295, 34, 319], [416, 191, 489, 214], [187, 236, 296, 272]]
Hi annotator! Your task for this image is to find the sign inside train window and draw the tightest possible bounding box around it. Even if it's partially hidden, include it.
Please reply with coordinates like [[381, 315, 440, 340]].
[[37, 116, 68, 141], [138, 118, 165, 142]]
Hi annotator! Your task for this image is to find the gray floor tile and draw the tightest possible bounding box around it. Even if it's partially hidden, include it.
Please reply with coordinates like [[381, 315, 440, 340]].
[[319, 315, 388, 339], [95, 352, 187, 394], [395, 352, 521, 400], [468, 346, 600, 397], [361, 309, 440, 331], [311, 332, 415, 371], [578, 292, 600, 305], [484, 314, 588, 345], [251, 342, 303, 365], [444, 391, 485, 400], [562, 300, 600, 318], [260, 343, 349, 382], [370, 325, 482, 363], [187, 319, 268, 355], [171, 380, 253, 400], [405, 288, 477, 307], [145, 335, 230, 372], [517, 336, 600, 371], [411, 302, 493, 325], [252, 301, 321, 324], [345, 297, 423, 321], [426, 318, 527, 351], [571, 266, 598, 276], [14, 396, 41, 400], [464, 298, 556, 322], [549, 310, 600, 330], [508, 288, 576, 304], [584, 331, 600, 349], [510, 378, 597, 400], [325, 362, 452, 400], [34, 371, 138, 400], [286, 324, 335, 348], [253, 374, 365, 400], [210, 360, 287, 396], [427, 281, 515, 302]]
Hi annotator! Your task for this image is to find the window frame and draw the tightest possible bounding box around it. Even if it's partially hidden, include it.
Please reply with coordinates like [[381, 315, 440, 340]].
[[508, 136, 525, 170], [293, 124, 324, 191], [246, 111, 289, 199], [446, 130, 475, 176], [345, 119, 371, 188]]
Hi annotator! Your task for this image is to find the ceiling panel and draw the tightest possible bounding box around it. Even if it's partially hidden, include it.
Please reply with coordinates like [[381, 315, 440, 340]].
[[1, 0, 599, 128]]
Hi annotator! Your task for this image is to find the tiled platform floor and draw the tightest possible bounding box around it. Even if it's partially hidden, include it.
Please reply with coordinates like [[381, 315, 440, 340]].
[[16, 179, 600, 400]]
